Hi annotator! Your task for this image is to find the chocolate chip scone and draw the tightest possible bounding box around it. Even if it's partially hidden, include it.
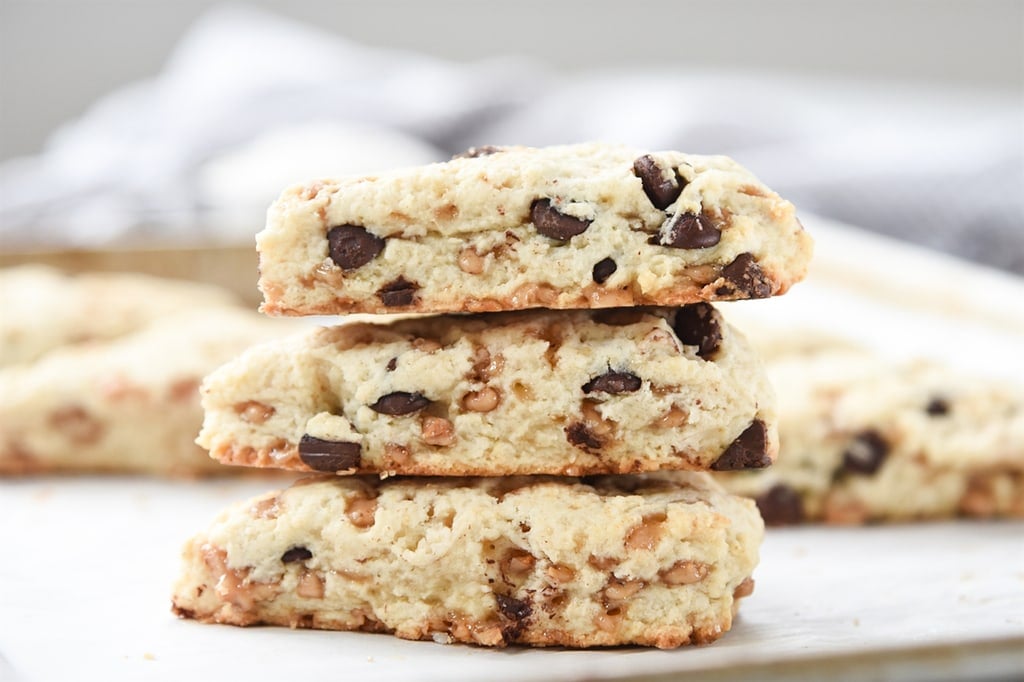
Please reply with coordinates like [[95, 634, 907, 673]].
[[172, 471, 762, 648], [0, 265, 239, 368], [257, 143, 812, 316], [197, 304, 777, 476], [716, 345, 1024, 524], [0, 308, 303, 476]]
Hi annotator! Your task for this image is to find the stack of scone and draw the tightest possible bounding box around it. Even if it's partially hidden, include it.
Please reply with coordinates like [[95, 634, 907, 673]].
[[172, 143, 813, 648]]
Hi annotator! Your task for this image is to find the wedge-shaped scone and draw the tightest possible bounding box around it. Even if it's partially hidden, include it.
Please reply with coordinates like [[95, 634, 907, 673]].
[[0, 308, 302, 476], [0, 265, 239, 368], [172, 471, 762, 648], [198, 305, 777, 476], [257, 143, 812, 316], [717, 345, 1024, 524]]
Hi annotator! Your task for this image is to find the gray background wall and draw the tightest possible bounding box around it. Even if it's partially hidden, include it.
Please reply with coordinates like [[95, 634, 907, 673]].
[[1, 0, 1022, 162]]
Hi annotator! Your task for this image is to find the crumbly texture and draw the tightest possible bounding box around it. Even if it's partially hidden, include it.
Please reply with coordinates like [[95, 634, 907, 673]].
[[197, 305, 778, 476], [172, 471, 763, 648], [257, 143, 813, 316], [716, 345, 1024, 524], [0, 265, 240, 368], [0, 308, 304, 476]]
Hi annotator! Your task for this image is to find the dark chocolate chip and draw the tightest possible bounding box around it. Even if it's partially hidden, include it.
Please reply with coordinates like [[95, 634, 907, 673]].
[[719, 253, 772, 298], [530, 199, 592, 241], [593, 308, 646, 326], [298, 435, 362, 472], [281, 546, 313, 563], [592, 257, 618, 284], [496, 593, 532, 642], [582, 371, 642, 395], [376, 276, 419, 307], [370, 391, 430, 416], [840, 430, 890, 475], [327, 225, 385, 270], [452, 145, 505, 159], [711, 420, 771, 471], [660, 213, 721, 249], [385, 357, 398, 372], [565, 422, 603, 450], [496, 594, 532, 622], [926, 397, 950, 416], [754, 485, 805, 526], [672, 303, 723, 359], [633, 154, 684, 210]]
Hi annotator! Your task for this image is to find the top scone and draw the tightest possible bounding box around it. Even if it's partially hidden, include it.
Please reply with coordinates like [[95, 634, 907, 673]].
[[258, 143, 813, 316]]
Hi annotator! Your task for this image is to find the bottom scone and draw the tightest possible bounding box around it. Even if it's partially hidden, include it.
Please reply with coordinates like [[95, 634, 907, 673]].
[[172, 472, 763, 648]]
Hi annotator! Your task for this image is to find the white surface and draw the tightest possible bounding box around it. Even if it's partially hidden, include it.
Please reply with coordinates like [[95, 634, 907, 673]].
[[2, 217, 1024, 680]]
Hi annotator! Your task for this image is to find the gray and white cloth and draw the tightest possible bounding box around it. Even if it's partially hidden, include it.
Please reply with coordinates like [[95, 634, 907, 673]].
[[1, 4, 1021, 273]]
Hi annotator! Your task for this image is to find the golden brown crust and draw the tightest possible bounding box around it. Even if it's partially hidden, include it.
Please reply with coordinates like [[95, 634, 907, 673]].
[[260, 274, 792, 317], [172, 599, 741, 649], [210, 440, 695, 477]]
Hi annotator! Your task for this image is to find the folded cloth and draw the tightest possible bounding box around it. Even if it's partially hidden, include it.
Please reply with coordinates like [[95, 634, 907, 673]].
[[1, 4, 1020, 274], [0, 5, 539, 246]]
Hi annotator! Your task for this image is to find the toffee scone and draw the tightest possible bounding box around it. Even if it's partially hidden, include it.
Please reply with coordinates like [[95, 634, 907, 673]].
[[0, 265, 239, 368], [0, 308, 303, 476], [716, 345, 1024, 524], [172, 471, 763, 648], [257, 143, 813, 316], [197, 304, 778, 476]]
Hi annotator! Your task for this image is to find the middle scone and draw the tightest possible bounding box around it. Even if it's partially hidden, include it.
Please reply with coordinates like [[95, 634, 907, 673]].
[[198, 303, 776, 477]]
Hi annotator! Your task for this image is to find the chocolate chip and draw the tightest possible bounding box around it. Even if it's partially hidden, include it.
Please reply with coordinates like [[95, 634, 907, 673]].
[[298, 435, 361, 472], [718, 253, 772, 298], [385, 358, 397, 372], [531, 199, 592, 241], [281, 546, 313, 563], [376, 277, 419, 307], [496, 593, 532, 642], [711, 420, 771, 471], [452, 145, 505, 159], [327, 225, 385, 270], [754, 485, 805, 526], [496, 594, 532, 622], [592, 257, 617, 284], [840, 430, 890, 475], [565, 422, 603, 450], [672, 303, 723, 359], [633, 155, 684, 210], [582, 371, 642, 395], [370, 392, 430, 415], [659, 213, 721, 249], [926, 397, 950, 416]]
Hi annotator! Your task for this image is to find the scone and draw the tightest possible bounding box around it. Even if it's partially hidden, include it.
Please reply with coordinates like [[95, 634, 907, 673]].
[[257, 143, 813, 316], [716, 345, 1024, 524], [0, 308, 303, 476], [172, 471, 763, 648], [197, 304, 778, 476], [0, 265, 239, 368]]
